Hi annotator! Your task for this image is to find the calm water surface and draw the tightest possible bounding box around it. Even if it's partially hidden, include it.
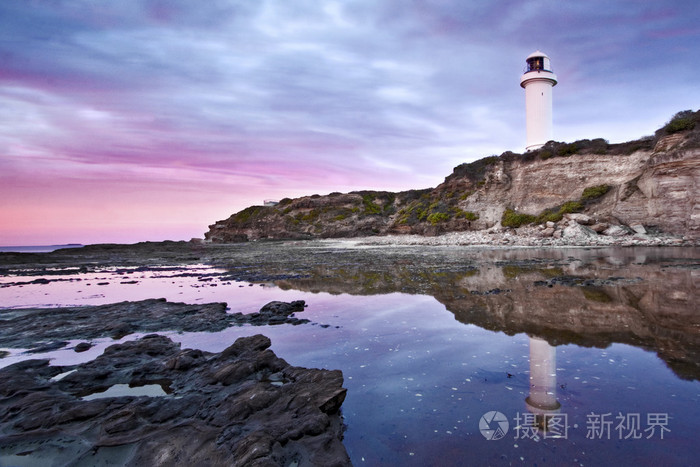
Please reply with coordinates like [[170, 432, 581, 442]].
[[0, 246, 698, 465]]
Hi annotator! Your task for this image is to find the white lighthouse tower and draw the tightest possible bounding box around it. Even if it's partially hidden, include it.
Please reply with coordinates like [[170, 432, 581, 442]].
[[520, 50, 558, 151]]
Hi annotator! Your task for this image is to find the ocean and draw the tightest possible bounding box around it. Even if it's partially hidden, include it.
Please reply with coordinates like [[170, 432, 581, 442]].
[[0, 244, 83, 253]]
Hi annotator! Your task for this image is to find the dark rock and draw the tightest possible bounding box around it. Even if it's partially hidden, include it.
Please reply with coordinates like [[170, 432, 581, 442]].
[[0, 335, 350, 466], [0, 299, 315, 350], [27, 340, 69, 353], [74, 342, 92, 352], [235, 300, 310, 326]]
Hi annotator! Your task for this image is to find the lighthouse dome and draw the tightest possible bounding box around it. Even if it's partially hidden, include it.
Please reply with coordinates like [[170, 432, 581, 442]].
[[526, 50, 550, 61]]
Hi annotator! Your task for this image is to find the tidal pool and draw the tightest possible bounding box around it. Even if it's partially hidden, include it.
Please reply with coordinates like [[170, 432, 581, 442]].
[[0, 244, 698, 465]]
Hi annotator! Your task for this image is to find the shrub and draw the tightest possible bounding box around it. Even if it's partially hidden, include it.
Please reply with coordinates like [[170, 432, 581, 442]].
[[539, 150, 553, 160], [608, 135, 655, 155], [535, 209, 563, 224], [362, 194, 382, 215], [447, 156, 499, 183], [664, 110, 696, 134], [503, 198, 583, 228], [501, 208, 536, 228], [581, 185, 610, 201], [560, 201, 584, 213], [458, 210, 479, 221], [589, 138, 609, 154], [557, 143, 579, 157], [427, 212, 450, 225], [300, 210, 319, 222], [232, 206, 267, 224]]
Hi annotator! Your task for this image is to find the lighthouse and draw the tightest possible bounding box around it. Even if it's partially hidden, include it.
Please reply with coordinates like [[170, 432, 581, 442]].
[[520, 50, 558, 151]]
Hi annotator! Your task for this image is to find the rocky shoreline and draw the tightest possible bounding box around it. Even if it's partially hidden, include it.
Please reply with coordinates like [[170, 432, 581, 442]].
[[340, 222, 695, 248], [0, 298, 350, 466], [0, 334, 350, 466], [0, 299, 314, 353]]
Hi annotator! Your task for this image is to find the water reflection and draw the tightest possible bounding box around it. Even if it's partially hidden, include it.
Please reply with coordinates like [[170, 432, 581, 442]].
[[1, 244, 698, 465], [525, 337, 561, 432], [269, 246, 700, 381]]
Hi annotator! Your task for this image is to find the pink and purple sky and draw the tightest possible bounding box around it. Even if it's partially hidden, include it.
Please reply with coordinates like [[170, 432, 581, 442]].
[[1, 0, 699, 245]]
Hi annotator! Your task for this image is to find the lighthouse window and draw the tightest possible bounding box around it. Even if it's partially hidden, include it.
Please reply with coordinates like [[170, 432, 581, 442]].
[[527, 57, 544, 71]]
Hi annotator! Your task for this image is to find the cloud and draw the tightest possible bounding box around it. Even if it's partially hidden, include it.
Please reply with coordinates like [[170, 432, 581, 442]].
[[1, 0, 698, 244]]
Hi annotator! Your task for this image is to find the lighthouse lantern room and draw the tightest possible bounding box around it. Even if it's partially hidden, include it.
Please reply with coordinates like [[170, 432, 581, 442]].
[[520, 50, 558, 151]]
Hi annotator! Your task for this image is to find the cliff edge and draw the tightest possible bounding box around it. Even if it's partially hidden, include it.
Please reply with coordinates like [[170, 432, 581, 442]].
[[205, 110, 700, 242]]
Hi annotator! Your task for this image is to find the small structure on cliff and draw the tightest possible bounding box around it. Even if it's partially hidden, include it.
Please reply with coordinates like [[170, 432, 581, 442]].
[[521, 51, 558, 151]]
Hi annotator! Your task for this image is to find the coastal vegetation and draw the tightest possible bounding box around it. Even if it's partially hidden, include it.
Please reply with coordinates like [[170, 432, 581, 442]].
[[501, 185, 610, 228], [658, 110, 697, 135]]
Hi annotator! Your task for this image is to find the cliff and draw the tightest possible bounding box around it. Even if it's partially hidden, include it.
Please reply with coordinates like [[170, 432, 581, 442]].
[[205, 110, 700, 242]]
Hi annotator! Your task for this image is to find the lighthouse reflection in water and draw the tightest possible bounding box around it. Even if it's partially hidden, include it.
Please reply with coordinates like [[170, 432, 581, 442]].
[[526, 336, 561, 433]]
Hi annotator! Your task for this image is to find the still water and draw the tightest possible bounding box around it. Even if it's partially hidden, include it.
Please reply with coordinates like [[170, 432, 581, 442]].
[[0, 246, 698, 465]]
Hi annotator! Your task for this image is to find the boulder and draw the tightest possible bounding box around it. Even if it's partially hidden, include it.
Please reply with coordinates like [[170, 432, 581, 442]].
[[602, 225, 634, 237], [563, 223, 598, 240], [565, 213, 594, 225], [630, 223, 647, 234], [590, 223, 609, 233]]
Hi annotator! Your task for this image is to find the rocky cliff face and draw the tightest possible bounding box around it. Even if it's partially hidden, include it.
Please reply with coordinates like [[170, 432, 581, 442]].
[[205, 111, 700, 242]]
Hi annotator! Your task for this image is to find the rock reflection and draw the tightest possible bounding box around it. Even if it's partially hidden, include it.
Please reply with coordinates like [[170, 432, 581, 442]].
[[267, 247, 700, 381]]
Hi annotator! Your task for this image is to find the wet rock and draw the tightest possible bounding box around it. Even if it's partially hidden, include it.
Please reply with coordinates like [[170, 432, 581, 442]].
[[230, 300, 310, 326], [27, 340, 69, 353], [0, 299, 313, 350], [534, 275, 642, 288], [0, 335, 350, 466], [74, 342, 92, 353]]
